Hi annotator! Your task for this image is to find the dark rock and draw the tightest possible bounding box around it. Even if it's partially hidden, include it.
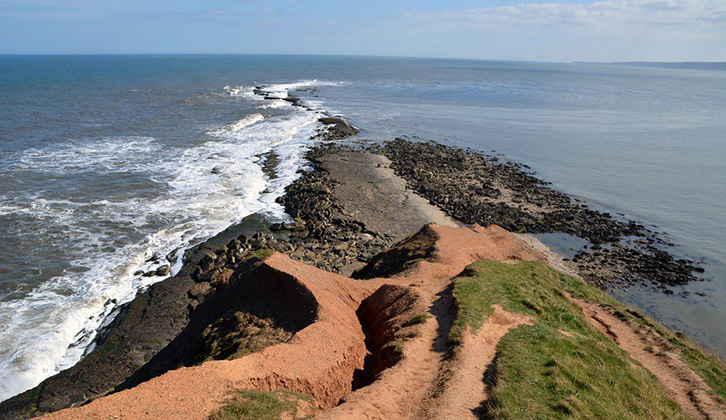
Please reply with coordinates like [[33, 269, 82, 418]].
[[379, 138, 702, 289], [0, 273, 196, 418], [156, 265, 171, 277], [317, 117, 359, 141], [188, 282, 212, 300]]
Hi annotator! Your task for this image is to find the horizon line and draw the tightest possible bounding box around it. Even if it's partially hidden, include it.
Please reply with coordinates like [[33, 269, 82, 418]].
[[1, 52, 724, 65]]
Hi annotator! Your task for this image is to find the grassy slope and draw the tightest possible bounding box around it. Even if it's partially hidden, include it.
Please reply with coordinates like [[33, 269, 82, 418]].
[[452, 260, 726, 419], [209, 389, 314, 420]]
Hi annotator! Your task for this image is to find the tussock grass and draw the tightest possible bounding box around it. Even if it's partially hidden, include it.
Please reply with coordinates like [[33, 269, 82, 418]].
[[452, 260, 694, 419], [209, 389, 314, 420], [247, 248, 275, 261], [406, 313, 432, 326]]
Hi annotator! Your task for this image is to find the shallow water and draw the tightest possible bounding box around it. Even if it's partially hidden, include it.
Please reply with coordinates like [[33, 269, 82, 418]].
[[0, 55, 724, 402]]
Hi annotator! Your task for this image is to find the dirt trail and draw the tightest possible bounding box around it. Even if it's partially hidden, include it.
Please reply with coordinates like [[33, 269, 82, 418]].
[[428, 306, 530, 420], [573, 296, 726, 420], [317, 224, 546, 420]]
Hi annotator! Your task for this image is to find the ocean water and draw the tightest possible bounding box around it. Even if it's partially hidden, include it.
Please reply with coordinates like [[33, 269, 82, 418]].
[[0, 55, 724, 402]]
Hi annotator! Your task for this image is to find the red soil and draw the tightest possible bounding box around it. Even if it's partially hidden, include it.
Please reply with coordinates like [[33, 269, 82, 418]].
[[42, 224, 544, 420]]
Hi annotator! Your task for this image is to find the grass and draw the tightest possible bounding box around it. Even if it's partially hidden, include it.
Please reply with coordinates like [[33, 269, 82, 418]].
[[451, 260, 695, 419], [209, 389, 314, 420], [671, 336, 726, 400], [405, 313, 431, 326], [244, 248, 274, 262], [449, 260, 608, 345]]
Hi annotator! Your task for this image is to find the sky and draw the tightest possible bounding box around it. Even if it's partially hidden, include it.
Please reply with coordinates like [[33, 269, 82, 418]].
[[0, 0, 724, 62]]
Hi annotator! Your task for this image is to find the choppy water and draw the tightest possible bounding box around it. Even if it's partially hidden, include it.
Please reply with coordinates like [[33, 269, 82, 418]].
[[0, 55, 724, 402]]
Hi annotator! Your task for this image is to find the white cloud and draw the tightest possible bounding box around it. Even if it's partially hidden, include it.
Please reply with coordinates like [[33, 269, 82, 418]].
[[407, 0, 726, 32]]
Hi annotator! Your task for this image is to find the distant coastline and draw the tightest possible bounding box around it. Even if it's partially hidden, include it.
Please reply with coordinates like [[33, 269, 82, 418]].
[[573, 61, 726, 71]]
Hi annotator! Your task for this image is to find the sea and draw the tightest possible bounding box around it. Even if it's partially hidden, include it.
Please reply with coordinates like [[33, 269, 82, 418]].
[[0, 55, 724, 402]]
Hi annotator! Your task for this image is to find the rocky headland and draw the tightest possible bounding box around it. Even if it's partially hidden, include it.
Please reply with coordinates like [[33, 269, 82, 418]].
[[1, 88, 724, 420]]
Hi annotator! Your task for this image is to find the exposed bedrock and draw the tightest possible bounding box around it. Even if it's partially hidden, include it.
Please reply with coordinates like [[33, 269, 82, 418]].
[[1, 135, 714, 419], [0, 273, 195, 420], [317, 117, 358, 140], [376, 138, 703, 288], [278, 144, 454, 275], [353, 225, 438, 279]]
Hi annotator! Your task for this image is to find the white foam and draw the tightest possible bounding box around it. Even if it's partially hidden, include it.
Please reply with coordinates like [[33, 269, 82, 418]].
[[207, 113, 265, 136], [229, 113, 264, 131], [11, 137, 161, 174], [260, 80, 343, 99], [0, 81, 331, 402], [223, 85, 255, 99], [258, 101, 289, 110]]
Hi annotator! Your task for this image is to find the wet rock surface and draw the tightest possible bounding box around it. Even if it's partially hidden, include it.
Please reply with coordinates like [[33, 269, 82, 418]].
[[0, 103, 369, 419], [252, 85, 359, 142], [376, 138, 703, 289], [276, 144, 392, 274], [116, 254, 318, 391], [0, 268, 196, 419], [317, 117, 358, 140]]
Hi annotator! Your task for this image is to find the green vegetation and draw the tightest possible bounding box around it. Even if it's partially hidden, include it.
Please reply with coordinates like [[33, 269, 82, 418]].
[[209, 389, 314, 420], [406, 313, 431, 326], [195, 311, 292, 364], [491, 323, 684, 419], [451, 260, 695, 419], [245, 248, 274, 262], [449, 260, 615, 346], [381, 339, 406, 354], [671, 336, 726, 399]]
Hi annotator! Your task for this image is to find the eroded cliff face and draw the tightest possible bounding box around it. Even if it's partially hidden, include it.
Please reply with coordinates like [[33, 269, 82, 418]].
[[36, 222, 549, 420], [8, 223, 722, 420]]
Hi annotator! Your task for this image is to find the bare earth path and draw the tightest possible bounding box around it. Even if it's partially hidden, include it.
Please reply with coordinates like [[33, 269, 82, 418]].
[[41, 224, 545, 420], [427, 306, 530, 420], [573, 296, 726, 420]]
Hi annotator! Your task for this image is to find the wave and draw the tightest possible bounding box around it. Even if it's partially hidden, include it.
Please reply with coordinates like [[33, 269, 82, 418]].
[[10, 137, 160, 174], [225, 80, 343, 109], [0, 81, 330, 402], [228, 113, 264, 131], [206, 113, 265, 136], [260, 80, 343, 99], [258, 101, 289, 110]]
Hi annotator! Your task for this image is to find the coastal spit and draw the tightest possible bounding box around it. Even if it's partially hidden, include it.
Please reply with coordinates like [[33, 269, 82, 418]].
[[1, 87, 724, 420]]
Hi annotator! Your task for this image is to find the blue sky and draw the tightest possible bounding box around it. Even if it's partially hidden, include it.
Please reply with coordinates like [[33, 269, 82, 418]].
[[0, 0, 724, 61]]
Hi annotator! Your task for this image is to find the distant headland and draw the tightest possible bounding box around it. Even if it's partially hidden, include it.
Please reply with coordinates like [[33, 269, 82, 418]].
[[573, 61, 726, 71]]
